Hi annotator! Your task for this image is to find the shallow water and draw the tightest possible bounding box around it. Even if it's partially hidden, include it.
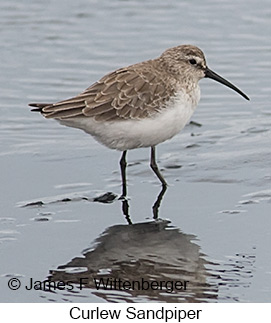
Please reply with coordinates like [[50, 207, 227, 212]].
[[0, 0, 270, 302]]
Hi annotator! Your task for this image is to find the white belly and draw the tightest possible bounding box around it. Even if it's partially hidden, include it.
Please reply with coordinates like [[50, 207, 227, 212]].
[[59, 89, 200, 151]]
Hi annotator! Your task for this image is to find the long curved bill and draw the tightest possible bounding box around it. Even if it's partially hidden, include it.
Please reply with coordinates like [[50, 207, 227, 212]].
[[205, 67, 250, 101]]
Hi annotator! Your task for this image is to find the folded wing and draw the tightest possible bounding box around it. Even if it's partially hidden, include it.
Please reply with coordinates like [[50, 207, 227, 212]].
[[29, 61, 175, 122]]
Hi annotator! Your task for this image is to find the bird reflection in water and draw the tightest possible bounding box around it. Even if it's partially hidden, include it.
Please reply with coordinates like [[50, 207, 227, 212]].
[[43, 186, 254, 302], [47, 219, 219, 302]]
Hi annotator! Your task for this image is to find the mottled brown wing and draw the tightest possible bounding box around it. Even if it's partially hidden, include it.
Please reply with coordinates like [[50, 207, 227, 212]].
[[31, 61, 175, 121]]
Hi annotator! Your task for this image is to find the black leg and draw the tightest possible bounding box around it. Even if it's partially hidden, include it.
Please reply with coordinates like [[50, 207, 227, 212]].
[[120, 150, 127, 197], [119, 151, 132, 224], [150, 146, 167, 187]]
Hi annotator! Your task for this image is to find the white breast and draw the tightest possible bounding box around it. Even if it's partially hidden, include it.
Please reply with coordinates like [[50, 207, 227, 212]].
[[59, 88, 200, 151]]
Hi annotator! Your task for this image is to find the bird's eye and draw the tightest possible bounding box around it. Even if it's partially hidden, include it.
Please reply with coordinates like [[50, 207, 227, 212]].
[[189, 59, 197, 65]]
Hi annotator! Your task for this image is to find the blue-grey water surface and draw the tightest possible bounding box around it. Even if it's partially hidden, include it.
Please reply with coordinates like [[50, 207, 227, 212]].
[[0, 0, 270, 302]]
